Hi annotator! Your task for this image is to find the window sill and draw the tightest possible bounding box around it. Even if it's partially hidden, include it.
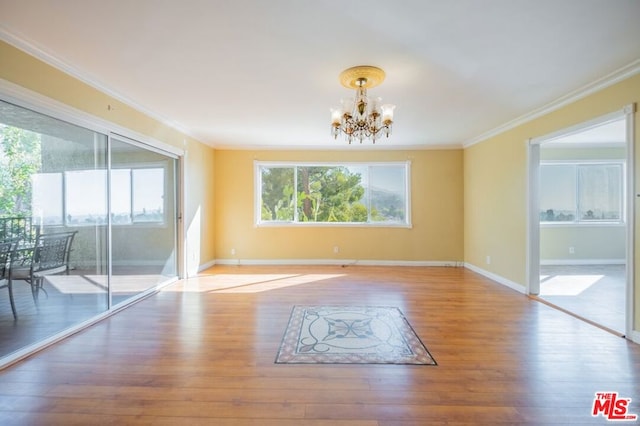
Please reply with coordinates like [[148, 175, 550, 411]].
[[256, 221, 412, 229], [540, 222, 625, 228]]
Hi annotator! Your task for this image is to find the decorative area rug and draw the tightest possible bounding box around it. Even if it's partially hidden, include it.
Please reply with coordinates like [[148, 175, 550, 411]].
[[275, 305, 436, 365]]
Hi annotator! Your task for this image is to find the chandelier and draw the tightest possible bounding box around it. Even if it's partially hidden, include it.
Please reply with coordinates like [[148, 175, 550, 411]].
[[330, 65, 396, 144]]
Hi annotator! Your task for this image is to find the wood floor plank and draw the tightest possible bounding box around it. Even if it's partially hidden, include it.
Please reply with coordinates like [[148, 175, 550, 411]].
[[0, 265, 639, 424]]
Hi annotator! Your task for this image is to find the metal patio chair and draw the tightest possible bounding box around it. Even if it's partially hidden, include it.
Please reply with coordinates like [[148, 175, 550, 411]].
[[9, 231, 77, 314], [0, 239, 18, 319]]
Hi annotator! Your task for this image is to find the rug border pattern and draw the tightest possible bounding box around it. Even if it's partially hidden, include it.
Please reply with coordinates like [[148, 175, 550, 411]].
[[275, 305, 437, 365]]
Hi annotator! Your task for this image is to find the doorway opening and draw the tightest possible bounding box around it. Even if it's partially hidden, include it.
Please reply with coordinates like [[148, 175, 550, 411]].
[[527, 106, 634, 337]]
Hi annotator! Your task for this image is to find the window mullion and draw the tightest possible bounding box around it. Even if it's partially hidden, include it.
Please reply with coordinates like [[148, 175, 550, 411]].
[[62, 172, 68, 226], [129, 169, 134, 223], [620, 164, 625, 222], [366, 166, 372, 223], [575, 164, 581, 223], [293, 166, 298, 223]]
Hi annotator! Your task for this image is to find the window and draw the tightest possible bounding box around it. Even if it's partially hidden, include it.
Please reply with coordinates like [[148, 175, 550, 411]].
[[111, 169, 132, 224], [31, 172, 63, 225], [132, 168, 165, 223], [32, 167, 165, 226], [65, 169, 108, 225], [256, 162, 410, 226], [540, 162, 624, 224]]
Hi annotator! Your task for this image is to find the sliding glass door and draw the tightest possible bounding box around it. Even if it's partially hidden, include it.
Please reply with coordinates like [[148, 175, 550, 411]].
[[0, 99, 110, 357], [0, 99, 180, 364], [109, 136, 178, 305]]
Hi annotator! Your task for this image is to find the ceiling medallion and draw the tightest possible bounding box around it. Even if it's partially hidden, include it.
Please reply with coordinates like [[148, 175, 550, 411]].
[[330, 65, 395, 144]]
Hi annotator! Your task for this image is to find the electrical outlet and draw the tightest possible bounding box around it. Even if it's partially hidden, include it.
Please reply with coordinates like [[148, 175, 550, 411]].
[[569, 246, 575, 254], [486, 255, 491, 265], [231, 248, 236, 255], [333, 246, 339, 254]]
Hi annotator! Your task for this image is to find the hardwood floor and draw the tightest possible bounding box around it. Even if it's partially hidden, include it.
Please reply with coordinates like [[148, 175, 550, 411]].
[[0, 265, 638, 425]]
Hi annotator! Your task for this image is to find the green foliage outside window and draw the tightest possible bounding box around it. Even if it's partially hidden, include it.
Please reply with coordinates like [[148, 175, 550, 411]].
[[297, 166, 367, 222], [259, 163, 407, 225], [0, 125, 41, 217], [261, 167, 295, 221]]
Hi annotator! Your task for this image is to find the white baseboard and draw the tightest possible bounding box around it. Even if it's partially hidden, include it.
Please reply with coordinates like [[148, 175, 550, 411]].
[[463, 263, 527, 294], [197, 259, 217, 272], [540, 259, 625, 266], [213, 258, 464, 267]]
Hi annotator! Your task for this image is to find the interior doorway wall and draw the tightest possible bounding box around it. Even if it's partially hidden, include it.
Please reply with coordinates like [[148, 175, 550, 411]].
[[527, 105, 635, 337]]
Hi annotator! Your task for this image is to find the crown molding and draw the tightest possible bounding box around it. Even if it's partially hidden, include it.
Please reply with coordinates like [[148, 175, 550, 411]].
[[0, 26, 203, 145], [463, 59, 640, 149], [3, 25, 638, 152], [210, 142, 463, 151]]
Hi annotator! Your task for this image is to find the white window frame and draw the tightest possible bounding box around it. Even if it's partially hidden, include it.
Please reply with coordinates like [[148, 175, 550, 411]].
[[540, 159, 625, 226], [255, 161, 412, 228]]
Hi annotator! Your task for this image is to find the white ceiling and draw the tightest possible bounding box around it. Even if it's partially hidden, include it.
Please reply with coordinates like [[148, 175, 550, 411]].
[[1, 0, 639, 149]]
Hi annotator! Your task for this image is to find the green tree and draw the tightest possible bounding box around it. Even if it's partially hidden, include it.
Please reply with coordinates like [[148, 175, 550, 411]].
[[297, 166, 365, 222], [370, 188, 404, 221], [260, 167, 295, 220], [261, 165, 367, 223], [0, 125, 41, 216]]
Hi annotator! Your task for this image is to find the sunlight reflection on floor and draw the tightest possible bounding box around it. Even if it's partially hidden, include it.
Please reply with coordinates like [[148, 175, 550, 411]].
[[539, 274, 604, 296], [45, 274, 170, 294], [169, 273, 346, 293]]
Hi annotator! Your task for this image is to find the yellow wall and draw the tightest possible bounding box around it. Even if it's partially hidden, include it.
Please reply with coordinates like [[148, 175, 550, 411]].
[[463, 73, 640, 330], [185, 142, 216, 274], [0, 40, 217, 272], [215, 149, 463, 262], [3, 38, 638, 331]]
